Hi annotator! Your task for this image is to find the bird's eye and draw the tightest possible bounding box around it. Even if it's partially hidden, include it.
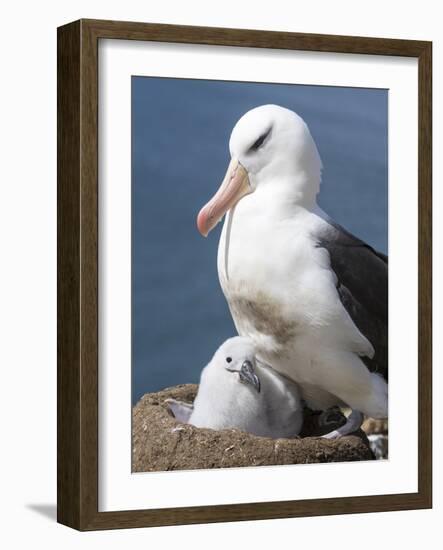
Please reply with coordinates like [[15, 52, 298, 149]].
[[226, 357, 232, 363], [249, 127, 271, 152]]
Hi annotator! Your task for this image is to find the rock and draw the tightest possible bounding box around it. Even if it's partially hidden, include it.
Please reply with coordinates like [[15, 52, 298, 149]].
[[362, 418, 388, 459], [367, 434, 389, 460], [132, 384, 374, 472]]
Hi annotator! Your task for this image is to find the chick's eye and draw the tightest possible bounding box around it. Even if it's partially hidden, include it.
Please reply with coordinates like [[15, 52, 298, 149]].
[[226, 357, 232, 363]]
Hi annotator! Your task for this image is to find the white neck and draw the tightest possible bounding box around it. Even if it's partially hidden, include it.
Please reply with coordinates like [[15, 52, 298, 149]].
[[246, 171, 320, 220]]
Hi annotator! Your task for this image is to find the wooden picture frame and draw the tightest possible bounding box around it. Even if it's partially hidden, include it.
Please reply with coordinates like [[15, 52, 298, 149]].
[[57, 18, 432, 530]]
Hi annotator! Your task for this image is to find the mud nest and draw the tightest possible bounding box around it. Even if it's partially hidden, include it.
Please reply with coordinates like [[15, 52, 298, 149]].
[[132, 384, 374, 472]]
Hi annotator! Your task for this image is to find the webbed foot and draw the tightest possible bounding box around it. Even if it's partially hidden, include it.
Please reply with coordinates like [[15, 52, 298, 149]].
[[321, 409, 364, 439]]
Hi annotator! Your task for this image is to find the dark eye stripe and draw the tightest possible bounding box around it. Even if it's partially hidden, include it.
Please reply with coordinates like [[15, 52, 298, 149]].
[[249, 127, 272, 152]]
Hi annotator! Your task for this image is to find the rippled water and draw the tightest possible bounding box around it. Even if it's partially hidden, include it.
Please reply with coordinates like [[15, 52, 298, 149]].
[[132, 77, 388, 404]]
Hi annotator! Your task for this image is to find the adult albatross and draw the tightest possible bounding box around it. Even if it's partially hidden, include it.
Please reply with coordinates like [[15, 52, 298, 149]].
[[197, 104, 388, 438]]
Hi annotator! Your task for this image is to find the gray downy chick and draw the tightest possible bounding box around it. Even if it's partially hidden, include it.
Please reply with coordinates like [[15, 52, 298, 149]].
[[167, 336, 304, 438]]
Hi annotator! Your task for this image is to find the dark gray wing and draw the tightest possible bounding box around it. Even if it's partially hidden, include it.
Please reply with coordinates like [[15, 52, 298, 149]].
[[317, 220, 388, 381]]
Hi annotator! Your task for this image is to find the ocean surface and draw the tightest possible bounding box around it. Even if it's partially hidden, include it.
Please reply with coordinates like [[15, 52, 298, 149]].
[[132, 77, 388, 404]]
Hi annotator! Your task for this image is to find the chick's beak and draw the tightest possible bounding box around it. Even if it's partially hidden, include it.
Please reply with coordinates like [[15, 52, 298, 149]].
[[239, 360, 261, 393]]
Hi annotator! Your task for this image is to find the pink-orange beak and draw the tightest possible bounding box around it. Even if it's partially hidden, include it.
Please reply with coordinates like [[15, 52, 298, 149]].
[[197, 158, 251, 237]]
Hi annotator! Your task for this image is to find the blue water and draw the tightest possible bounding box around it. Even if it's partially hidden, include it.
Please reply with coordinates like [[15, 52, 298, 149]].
[[132, 77, 388, 404]]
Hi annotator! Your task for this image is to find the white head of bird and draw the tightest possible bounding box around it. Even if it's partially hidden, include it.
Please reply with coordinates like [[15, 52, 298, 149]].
[[192, 336, 263, 416], [197, 104, 322, 237]]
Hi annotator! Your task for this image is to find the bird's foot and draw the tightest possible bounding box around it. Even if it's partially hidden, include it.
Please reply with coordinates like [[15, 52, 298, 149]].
[[321, 409, 364, 439]]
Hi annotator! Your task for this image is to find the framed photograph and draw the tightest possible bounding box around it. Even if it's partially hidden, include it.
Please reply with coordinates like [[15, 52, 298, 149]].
[[57, 19, 432, 530]]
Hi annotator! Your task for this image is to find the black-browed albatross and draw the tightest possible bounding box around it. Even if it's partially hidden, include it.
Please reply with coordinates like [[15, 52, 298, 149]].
[[197, 104, 388, 438]]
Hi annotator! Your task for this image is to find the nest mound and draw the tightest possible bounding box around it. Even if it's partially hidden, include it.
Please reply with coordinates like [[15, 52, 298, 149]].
[[132, 384, 374, 472]]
